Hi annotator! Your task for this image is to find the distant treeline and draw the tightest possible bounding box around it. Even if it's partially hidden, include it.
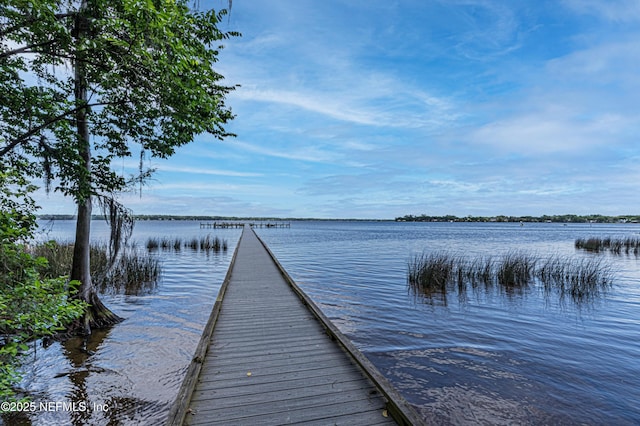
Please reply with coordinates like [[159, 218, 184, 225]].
[[396, 214, 640, 224], [38, 214, 291, 221], [37, 214, 379, 222], [37, 214, 640, 223]]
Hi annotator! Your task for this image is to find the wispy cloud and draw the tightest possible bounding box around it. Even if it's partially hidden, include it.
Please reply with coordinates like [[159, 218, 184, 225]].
[[234, 81, 458, 130], [563, 0, 640, 22], [155, 164, 263, 178]]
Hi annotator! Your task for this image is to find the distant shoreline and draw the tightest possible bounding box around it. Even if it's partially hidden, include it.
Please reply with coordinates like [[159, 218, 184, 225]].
[[37, 214, 387, 222], [37, 214, 640, 224], [395, 214, 640, 224]]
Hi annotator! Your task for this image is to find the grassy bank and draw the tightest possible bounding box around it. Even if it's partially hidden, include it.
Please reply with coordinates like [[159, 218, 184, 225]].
[[31, 241, 161, 295]]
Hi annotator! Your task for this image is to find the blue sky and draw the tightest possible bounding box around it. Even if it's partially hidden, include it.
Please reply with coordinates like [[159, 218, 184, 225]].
[[37, 0, 640, 219]]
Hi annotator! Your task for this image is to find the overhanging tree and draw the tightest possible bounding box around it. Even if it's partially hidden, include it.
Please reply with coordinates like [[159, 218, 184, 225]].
[[1, 0, 238, 332]]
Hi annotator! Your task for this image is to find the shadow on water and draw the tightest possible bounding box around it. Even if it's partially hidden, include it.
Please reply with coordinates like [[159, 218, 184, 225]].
[[3, 327, 166, 426], [2, 330, 112, 425]]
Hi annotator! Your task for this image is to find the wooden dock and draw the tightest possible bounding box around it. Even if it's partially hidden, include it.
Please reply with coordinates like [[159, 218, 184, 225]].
[[199, 222, 291, 229], [166, 225, 424, 425]]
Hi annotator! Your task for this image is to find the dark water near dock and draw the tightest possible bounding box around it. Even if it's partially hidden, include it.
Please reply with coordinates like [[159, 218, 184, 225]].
[[8, 220, 640, 425]]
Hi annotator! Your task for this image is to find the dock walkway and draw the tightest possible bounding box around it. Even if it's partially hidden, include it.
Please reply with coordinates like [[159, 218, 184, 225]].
[[167, 226, 423, 425]]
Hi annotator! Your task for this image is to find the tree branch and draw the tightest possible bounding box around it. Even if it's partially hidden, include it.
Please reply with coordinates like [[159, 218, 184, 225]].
[[0, 101, 119, 157], [0, 40, 57, 59], [0, 12, 76, 39]]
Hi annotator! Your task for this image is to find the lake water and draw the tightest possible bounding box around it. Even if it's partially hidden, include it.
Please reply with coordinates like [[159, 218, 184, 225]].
[[6, 220, 640, 425]]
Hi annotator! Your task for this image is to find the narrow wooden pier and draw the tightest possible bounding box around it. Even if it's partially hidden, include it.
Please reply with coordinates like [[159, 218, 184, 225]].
[[167, 226, 423, 426], [199, 221, 291, 229]]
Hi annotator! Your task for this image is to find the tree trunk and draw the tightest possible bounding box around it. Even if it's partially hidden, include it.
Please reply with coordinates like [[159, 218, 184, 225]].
[[70, 0, 122, 334]]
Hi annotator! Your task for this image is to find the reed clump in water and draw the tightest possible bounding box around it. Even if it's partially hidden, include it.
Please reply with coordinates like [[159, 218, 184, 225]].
[[575, 236, 640, 255], [408, 250, 613, 303], [496, 251, 536, 288], [408, 252, 457, 293], [146, 235, 228, 252], [537, 256, 612, 300], [32, 241, 160, 295]]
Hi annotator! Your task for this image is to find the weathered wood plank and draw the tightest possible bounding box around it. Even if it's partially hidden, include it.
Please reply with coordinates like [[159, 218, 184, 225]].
[[189, 388, 388, 422], [193, 373, 371, 398], [192, 377, 377, 409], [198, 359, 362, 385], [186, 396, 391, 426], [200, 346, 340, 369]]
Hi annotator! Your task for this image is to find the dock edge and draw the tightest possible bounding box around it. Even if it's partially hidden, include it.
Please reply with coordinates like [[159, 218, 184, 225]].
[[165, 230, 243, 426], [253, 230, 426, 426]]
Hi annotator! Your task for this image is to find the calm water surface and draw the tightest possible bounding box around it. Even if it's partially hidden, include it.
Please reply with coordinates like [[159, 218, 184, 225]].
[[258, 221, 640, 425], [7, 220, 640, 425]]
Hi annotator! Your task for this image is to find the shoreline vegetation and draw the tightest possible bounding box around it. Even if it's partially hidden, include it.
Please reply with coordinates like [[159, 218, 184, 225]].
[[37, 214, 640, 223], [37, 214, 385, 222], [408, 250, 614, 305], [575, 237, 640, 255], [32, 241, 161, 296], [396, 214, 640, 223]]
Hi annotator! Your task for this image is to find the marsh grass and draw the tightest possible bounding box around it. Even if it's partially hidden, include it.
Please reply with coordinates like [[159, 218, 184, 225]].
[[408, 252, 457, 293], [575, 236, 640, 255], [146, 235, 228, 253], [408, 250, 613, 304], [101, 251, 161, 295], [32, 241, 160, 295], [496, 251, 536, 288]]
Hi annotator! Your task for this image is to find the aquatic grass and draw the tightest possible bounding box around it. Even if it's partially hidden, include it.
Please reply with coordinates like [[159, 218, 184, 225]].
[[145, 235, 228, 252], [30, 241, 161, 295], [408, 252, 457, 293], [146, 238, 159, 251], [30, 241, 109, 281], [537, 256, 612, 302], [575, 236, 640, 255], [160, 237, 172, 250], [99, 251, 161, 295], [467, 256, 493, 287], [186, 237, 199, 250], [496, 251, 536, 288], [408, 250, 614, 304]]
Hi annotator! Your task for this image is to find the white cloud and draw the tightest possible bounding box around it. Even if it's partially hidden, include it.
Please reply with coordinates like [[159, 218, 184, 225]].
[[546, 39, 640, 88], [234, 84, 458, 130], [155, 164, 262, 178], [468, 112, 627, 154], [563, 0, 640, 22], [219, 139, 340, 164]]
